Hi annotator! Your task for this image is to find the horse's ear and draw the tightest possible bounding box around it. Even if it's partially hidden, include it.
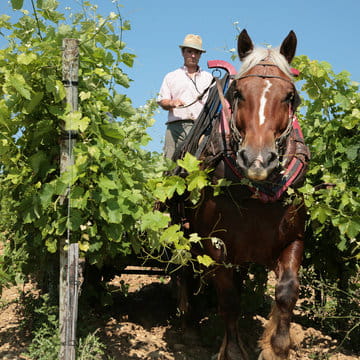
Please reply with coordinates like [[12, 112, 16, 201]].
[[280, 30, 297, 64], [237, 29, 254, 61]]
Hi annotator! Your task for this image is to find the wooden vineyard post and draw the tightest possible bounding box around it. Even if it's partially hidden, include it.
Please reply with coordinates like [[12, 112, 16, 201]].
[[59, 38, 80, 360]]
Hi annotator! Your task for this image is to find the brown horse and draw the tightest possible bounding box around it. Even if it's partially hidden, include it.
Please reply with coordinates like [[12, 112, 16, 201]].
[[177, 30, 309, 360]]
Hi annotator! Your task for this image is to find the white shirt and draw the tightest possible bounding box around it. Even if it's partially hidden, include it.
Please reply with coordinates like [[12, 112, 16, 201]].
[[157, 66, 213, 124]]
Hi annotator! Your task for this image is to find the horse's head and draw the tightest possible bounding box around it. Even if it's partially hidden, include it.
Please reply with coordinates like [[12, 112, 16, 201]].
[[229, 30, 300, 182]]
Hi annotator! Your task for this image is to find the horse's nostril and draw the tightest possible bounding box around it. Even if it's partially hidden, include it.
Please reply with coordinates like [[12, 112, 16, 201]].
[[267, 152, 278, 165], [238, 149, 248, 167]]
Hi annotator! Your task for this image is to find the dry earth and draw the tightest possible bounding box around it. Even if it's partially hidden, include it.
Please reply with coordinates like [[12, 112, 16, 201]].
[[0, 269, 359, 360]]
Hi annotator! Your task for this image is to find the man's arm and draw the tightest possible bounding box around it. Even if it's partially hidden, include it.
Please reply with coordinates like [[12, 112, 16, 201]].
[[158, 98, 185, 110]]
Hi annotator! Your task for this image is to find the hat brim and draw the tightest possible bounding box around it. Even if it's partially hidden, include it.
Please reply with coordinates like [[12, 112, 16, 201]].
[[179, 45, 206, 53]]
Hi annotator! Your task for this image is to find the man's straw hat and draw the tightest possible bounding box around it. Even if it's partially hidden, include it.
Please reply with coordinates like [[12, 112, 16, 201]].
[[179, 34, 206, 53]]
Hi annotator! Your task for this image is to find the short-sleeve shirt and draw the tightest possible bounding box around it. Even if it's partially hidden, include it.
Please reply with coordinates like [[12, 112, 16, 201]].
[[157, 66, 213, 124]]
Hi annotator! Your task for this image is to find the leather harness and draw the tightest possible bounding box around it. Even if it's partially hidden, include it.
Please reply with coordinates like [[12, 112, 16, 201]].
[[208, 64, 310, 202]]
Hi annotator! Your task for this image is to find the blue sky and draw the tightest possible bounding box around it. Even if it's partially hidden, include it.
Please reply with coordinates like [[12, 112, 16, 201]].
[[1, 0, 359, 152]]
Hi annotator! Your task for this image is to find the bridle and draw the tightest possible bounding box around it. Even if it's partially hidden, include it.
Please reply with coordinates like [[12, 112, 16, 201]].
[[235, 63, 295, 85], [229, 63, 299, 153], [208, 62, 308, 203]]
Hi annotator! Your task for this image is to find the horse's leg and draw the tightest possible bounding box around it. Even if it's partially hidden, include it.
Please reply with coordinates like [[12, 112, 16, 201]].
[[259, 239, 304, 360], [171, 266, 198, 325], [213, 266, 249, 360]]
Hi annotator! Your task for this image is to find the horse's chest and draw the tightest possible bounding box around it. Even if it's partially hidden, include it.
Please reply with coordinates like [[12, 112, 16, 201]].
[[190, 194, 301, 266]]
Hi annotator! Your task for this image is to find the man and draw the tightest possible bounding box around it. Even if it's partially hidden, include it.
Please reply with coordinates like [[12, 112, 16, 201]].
[[157, 34, 213, 160]]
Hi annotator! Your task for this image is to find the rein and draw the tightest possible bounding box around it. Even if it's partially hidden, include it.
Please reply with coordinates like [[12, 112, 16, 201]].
[[177, 77, 216, 109]]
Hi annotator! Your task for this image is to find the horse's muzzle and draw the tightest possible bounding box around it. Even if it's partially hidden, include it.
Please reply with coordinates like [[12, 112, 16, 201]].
[[237, 148, 279, 181]]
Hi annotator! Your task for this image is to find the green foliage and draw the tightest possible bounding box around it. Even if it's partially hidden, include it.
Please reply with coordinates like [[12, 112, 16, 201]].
[[18, 291, 108, 359], [292, 56, 360, 280], [0, 0, 168, 283], [299, 268, 360, 352], [0, 0, 210, 298], [0, 238, 28, 294], [0, 2, 359, 352], [10, 0, 24, 10], [143, 155, 216, 269], [17, 292, 60, 359], [77, 330, 107, 360], [0, 178, 29, 293], [26, 323, 60, 360], [292, 56, 360, 349]]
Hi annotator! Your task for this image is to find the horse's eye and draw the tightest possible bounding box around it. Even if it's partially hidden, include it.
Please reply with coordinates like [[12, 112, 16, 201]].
[[284, 92, 294, 104], [234, 90, 244, 101]]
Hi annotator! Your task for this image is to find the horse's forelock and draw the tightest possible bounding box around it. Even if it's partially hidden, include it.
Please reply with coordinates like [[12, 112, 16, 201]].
[[235, 47, 293, 79]]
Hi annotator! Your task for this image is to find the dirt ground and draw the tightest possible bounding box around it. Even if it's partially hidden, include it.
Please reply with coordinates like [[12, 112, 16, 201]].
[[0, 269, 359, 360]]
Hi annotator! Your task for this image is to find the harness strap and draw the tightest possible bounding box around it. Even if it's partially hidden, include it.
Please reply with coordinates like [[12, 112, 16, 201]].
[[216, 104, 308, 202], [215, 77, 232, 123], [215, 78, 243, 148], [236, 74, 294, 85]]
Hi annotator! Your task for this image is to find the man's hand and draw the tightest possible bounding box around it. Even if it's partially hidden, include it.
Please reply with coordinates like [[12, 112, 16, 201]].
[[158, 99, 184, 110], [170, 99, 185, 108]]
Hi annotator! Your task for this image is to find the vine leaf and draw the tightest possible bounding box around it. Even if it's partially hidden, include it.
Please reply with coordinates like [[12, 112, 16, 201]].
[[11, 0, 24, 10]]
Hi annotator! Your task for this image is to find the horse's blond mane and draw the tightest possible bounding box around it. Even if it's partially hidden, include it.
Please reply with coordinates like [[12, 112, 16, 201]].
[[235, 47, 293, 78]]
